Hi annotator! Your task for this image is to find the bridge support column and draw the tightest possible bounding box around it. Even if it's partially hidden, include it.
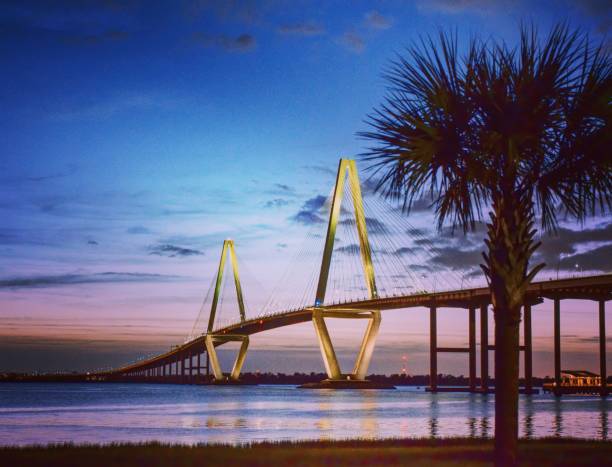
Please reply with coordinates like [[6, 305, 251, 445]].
[[197, 351, 201, 383], [480, 304, 489, 392], [600, 300, 607, 397], [524, 304, 533, 394], [180, 355, 185, 384], [186, 353, 191, 384], [205, 334, 249, 381], [554, 298, 561, 397], [190, 353, 194, 383], [429, 306, 437, 392], [469, 306, 476, 392], [311, 308, 381, 381]]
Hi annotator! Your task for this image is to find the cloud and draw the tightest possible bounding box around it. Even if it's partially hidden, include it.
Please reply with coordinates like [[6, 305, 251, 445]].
[[429, 245, 483, 271], [1, 165, 78, 186], [127, 225, 152, 235], [266, 183, 297, 197], [572, 0, 612, 33], [0, 272, 181, 290], [391, 221, 612, 275], [364, 11, 392, 30], [148, 244, 203, 257], [60, 29, 131, 45], [0, 1, 134, 47], [414, 0, 511, 14], [302, 195, 327, 212], [410, 197, 434, 212], [395, 246, 420, 256], [413, 238, 433, 246], [290, 195, 327, 225], [557, 244, 612, 272], [380, 192, 435, 212], [186, 0, 265, 24], [535, 222, 612, 267], [2, 0, 139, 16], [574, 0, 611, 15], [0, 226, 76, 247], [291, 211, 325, 225], [339, 217, 388, 234], [25, 171, 72, 182], [365, 217, 388, 234], [574, 335, 612, 344], [50, 92, 182, 121], [277, 23, 325, 36], [302, 164, 336, 176], [274, 183, 294, 193], [264, 198, 291, 208], [436, 221, 487, 247], [407, 227, 428, 237], [340, 32, 364, 53], [335, 243, 360, 255], [192, 32, 256, 52]]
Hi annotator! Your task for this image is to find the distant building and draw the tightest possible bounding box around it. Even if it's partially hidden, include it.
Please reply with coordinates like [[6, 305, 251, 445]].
[[558, 370, 601, 387], [542, 370, 604, 394]]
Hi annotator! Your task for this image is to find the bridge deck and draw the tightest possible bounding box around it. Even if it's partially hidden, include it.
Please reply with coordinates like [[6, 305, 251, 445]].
[[102, 274, 611, 376]]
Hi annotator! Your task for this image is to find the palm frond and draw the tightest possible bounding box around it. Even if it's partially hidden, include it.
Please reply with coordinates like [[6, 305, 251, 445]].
[[360, 23, 611, 233]]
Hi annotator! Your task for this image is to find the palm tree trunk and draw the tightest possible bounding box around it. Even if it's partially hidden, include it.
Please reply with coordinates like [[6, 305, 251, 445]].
[[482, 194, 543, 467], [493, 294, 521, 466]]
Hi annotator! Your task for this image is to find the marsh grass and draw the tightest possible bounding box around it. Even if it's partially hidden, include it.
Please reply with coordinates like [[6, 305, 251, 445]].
[[1, 437, 610, 466]]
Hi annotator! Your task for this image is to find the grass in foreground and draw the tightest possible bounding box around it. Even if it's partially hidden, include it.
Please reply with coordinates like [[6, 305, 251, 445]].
[[1, 438, 610, 466]]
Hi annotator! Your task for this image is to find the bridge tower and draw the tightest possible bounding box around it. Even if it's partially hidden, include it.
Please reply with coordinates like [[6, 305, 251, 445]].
[[204, 239, 250, 382], [310, 159, 382, 384]]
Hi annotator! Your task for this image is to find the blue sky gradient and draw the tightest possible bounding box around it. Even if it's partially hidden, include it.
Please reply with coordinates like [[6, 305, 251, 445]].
[[1, 0, 610, 374]]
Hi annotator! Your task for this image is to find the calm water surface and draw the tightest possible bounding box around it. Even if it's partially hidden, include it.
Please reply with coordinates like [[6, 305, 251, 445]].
[[0, 383, 609, 446]]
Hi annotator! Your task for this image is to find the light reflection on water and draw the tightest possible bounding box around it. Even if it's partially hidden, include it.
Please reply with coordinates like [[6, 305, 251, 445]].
[[0, 383, 609, 446]]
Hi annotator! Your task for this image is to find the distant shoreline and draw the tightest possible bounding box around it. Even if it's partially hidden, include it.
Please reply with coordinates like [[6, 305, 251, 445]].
[[1, 438, 610, 467], [0, 372, 567, 386]]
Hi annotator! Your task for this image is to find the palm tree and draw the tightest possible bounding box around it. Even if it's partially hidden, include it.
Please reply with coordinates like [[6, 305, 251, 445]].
[[360, 24, 610, 466]]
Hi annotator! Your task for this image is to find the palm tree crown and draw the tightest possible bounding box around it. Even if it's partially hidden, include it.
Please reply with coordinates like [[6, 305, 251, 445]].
[[360, 24, 610, 235]]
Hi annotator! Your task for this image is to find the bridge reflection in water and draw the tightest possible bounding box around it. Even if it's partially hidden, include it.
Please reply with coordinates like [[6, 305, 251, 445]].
[[1, 384, 608, 445], [96, 159, 611, 397]]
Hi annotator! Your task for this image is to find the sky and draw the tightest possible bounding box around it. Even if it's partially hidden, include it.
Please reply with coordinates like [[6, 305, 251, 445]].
[[1, 0, 611, 376]]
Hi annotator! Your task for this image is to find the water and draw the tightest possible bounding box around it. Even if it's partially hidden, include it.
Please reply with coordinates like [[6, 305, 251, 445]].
[[0, 383, 609, 446]]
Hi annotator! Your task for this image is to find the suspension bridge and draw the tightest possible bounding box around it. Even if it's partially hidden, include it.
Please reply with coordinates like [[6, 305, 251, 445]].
[[97, 159, 611, 394]]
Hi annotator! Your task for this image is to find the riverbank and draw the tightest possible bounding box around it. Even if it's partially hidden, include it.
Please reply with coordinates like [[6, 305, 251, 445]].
[[1, 438, 610, 466], [2, 371, 568, 386]]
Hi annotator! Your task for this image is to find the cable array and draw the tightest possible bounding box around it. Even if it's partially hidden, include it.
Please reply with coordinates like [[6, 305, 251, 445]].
[[189, 172, 489, 336]]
